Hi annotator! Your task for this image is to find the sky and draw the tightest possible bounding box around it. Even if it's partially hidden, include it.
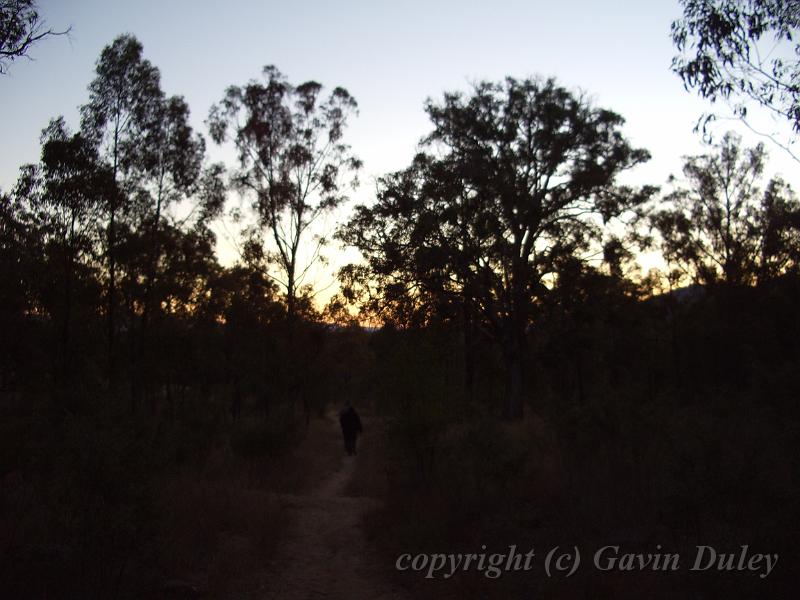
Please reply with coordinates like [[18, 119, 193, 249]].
[[3, 0, 798, 299]]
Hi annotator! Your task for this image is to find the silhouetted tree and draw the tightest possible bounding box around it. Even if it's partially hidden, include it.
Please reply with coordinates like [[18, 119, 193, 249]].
[[123, 92, 211, 407], [341, 77, 654, 419], [672, 0, 800, 138], [211, 241, 284, 418], [80, 34, 162, 388], [136, 95, 205, 306], [0, 187, 38, 391], [208, 65, 361, 321], [0, 0, 69, 75], [12, 118, 109, 403], [650, 131, 800, 285]]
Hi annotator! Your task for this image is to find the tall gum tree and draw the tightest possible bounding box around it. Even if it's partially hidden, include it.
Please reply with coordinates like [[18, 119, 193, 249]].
[[80, 34, 161, 388], [207, 65, 361, 321], [208, 66, 360, 424], [128, 92, 215, 409], [340, 77, 655, 420], [11, 118, 109, 405], [650, 131, 800, 286]]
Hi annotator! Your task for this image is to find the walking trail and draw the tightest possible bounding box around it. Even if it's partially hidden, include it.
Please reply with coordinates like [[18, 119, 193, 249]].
[[258, 409, 411, 599]]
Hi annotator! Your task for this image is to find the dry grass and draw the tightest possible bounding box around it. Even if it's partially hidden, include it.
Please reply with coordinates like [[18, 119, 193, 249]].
[[345, 412, 392, 498], [154, 410, 351, 596]]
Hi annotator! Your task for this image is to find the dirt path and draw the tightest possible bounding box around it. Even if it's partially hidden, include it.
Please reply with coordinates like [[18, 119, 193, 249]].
[[258, 410, 410, 600]]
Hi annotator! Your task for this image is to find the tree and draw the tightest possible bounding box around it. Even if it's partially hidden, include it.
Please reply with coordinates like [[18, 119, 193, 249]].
[[208, 65, 361, 320], [340, 77, 654, 419], [211, 243, 284, 419], [11, 118, 109, 403], [0, 0, 69, 75], [80, 34, 162, 387], [650, 131, 800, 286], [671, 0, 800, 140], [128, 92, 220, 408], [0, 188, 35, 392]]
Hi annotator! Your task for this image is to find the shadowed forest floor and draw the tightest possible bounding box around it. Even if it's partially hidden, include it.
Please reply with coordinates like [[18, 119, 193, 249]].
[[254, 408, 410, 600]]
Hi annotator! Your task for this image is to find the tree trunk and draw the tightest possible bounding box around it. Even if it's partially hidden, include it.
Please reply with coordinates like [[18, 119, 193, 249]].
[[57, 219, 75, 412], [462, 303, 476, 406], [502, 321, 526, 420], [135, 171, 165, 414], [108, 124, 120, 393], [504, 350, 524, 420], [107, 203, 116, 391], [502, 276, 528, 420]]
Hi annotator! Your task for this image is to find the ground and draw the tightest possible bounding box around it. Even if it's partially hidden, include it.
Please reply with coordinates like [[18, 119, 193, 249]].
[[256, 408, 410, 600]]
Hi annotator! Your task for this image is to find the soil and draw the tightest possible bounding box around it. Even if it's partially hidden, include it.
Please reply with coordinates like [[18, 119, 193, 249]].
[[258, 409, 410, 599]]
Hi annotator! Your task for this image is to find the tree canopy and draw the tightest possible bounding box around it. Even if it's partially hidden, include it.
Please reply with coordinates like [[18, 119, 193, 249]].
[[0, 0, 68, 75], [339, 76, 654, 418], [672, 0, 800, 137], [650, 131, 800, 286], [208, 66, 362, 319]]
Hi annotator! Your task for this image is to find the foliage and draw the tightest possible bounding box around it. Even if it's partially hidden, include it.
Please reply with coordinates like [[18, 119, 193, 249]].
[[208, 66, 362, 318], [0, 0, 68, 75], [649, 131, 800, 285], [672, 0, 800, 137], [340, 76, 654, 418]]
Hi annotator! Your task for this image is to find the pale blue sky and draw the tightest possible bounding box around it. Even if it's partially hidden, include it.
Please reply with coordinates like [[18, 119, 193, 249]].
[[2, 0, 798, 287]]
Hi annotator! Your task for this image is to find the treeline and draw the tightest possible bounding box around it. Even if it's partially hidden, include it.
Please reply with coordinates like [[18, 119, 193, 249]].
[[0, 35, 364, 598], [1, 35, 360, 415], [345, 87, 800, 595], [331, 60, 800, 600], [4, 36, 799, 430], [337, 79, 800, 418]]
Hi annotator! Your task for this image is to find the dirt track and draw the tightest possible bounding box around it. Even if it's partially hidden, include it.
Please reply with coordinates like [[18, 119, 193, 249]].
[[259, 411, 410, 599]]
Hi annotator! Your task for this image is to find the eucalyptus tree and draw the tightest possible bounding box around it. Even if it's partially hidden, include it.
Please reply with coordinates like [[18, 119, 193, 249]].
[[81, 35, 223, 396], [340, 77, 654, 419], [0, 187, 36, 392], [125, 93, 219, 407], [80, 34, 161, 384], [651, 131, 800, 286], [208, 65, 361, 320], [672, 0, 800, 150], [10, 118, 110, 399], [0, 0, 69, 75], [133, 95, 206, 322]]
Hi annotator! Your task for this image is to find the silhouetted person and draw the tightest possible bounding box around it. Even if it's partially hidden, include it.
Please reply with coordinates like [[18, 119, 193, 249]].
[[339, 401, 363, 456]]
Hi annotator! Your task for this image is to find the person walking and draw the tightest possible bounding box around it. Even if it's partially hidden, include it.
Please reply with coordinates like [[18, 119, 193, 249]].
[[339, 401, 363, 456]]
